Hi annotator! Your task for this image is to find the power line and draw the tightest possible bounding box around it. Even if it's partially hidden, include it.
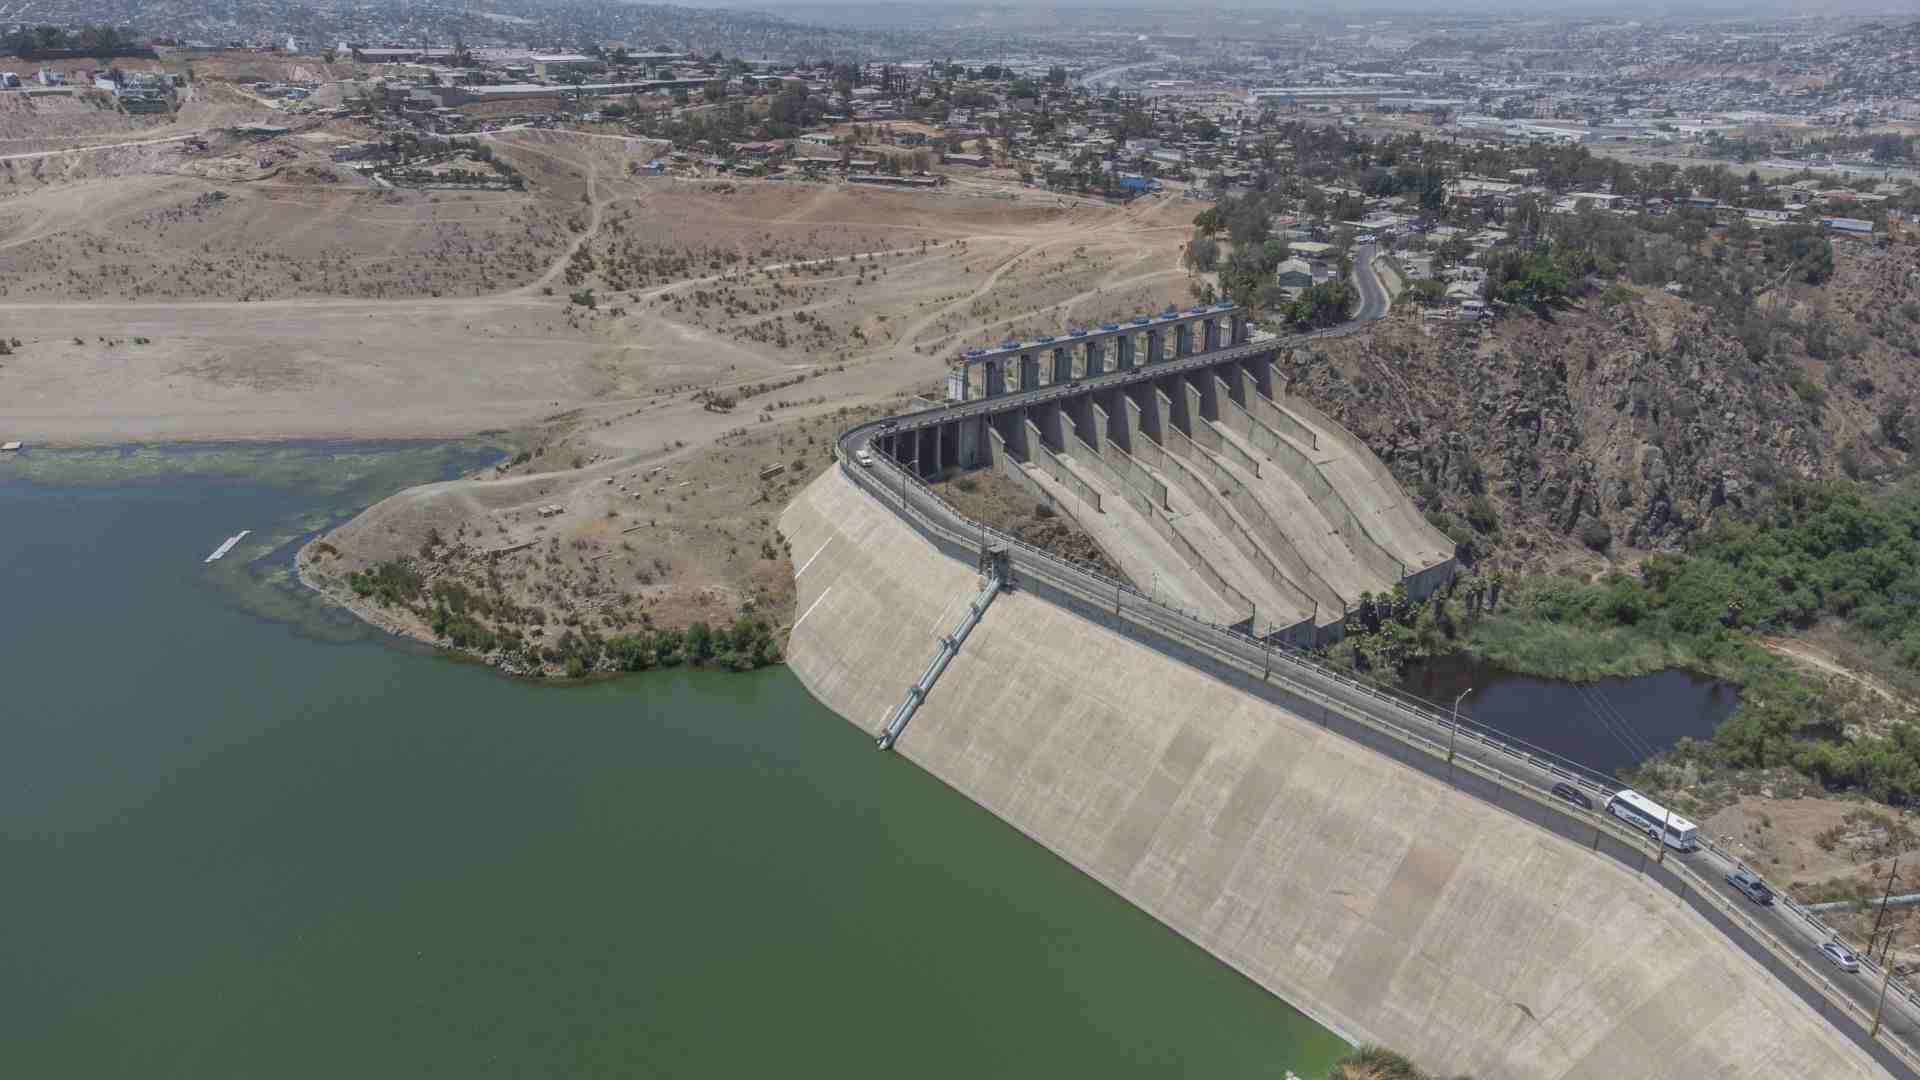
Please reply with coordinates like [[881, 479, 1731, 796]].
[[1588, 685, 1661, 762], [1578, 683, 1655, 760], [1576, 683, 1658, 763]]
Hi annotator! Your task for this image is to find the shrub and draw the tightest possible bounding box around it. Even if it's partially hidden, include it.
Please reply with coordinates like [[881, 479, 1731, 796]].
[[687, 620, 714, 661], [1579, 519, 1613, 551], [1788, 369, 1826, 408], [1465, 493, 1500, 534], [346, 559, 424, 606]]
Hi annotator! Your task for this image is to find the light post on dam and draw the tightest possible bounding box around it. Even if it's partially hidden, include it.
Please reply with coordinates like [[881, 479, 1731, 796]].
[[1446, 686, 1471, 786]]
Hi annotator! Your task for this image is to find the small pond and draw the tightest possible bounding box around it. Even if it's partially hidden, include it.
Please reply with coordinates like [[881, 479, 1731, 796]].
[[1400, 652, 1742, 778]]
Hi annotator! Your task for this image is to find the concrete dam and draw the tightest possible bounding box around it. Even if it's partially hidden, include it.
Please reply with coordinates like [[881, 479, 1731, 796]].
[[781, 301, 1897, 1078], [875, 303, 1454, 645]]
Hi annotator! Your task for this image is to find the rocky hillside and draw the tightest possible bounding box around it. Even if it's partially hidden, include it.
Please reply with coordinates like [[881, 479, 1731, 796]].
[[1290, 240, 1920, 574]]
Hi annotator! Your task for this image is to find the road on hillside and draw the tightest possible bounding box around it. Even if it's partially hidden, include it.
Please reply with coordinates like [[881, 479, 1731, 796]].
[[1349, 242, 1390, 323], [0, 131, 205, 163]]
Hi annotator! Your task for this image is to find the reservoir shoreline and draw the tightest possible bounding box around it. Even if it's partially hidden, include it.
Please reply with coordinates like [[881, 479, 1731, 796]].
[[2, 456, 1356, 1078]]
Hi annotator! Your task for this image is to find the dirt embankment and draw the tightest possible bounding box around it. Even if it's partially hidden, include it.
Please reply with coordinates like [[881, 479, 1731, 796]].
[[928, 467, 1128, 583], [298, 401, 889, 677], [1704, 793, 1920, 974]]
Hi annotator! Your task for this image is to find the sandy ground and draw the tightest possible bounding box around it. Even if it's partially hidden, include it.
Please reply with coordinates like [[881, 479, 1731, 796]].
[[0, 131, 1195, 449], [1708, 793, 1920, 972]]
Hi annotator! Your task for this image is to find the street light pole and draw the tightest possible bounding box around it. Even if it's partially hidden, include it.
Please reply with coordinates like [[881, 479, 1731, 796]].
[[1446, 686, 1471, 785], [1655, 803, 1674, 865]]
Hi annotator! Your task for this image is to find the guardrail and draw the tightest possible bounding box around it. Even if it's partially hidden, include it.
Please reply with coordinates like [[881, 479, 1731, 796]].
[[829, 430, 1920, 1077], [1721, 832, 1920, 1024]]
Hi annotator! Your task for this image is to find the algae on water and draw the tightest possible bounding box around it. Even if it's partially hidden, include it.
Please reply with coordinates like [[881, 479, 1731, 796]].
[[1, 438, 504, 639]]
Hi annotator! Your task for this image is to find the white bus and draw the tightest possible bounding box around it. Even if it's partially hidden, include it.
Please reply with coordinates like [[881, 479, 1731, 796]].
[[1606, 788, 1698, 851]]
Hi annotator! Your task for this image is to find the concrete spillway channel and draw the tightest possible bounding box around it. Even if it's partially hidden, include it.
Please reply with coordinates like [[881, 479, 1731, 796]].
[[1210, 394, 1375, 611], [1020, 452, 1236, 624], [876, 568, 1005, 750], [1257, 391, 1457, 595]]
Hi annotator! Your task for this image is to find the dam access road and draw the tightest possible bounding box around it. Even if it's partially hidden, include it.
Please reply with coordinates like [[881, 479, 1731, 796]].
[[784, 261, 1920, 1079]]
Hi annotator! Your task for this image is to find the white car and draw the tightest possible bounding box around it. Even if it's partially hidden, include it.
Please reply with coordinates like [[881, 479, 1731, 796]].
[[1821, 941, 1860, 973], [855, 449, 874, 468]]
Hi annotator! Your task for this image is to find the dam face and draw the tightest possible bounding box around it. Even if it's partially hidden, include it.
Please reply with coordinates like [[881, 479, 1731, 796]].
[[780, 468, 1887, 1080]]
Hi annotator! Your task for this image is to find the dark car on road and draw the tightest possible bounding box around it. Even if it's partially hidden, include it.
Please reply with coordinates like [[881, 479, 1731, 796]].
[[1727, 868, 1775, 906], [1550, 782, 1593, 811]]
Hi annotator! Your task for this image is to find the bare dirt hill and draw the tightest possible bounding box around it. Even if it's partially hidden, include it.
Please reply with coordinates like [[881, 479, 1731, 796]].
[[1293, 240, 1920, 576]]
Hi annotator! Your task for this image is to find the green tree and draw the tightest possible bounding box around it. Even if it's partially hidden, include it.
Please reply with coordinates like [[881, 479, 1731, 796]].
[[687, 620, 714, 661], [1185, 234, 1219, 271]]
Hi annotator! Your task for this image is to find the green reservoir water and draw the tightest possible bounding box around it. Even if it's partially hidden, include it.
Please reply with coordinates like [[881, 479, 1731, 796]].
[[0, 452, 1347, 1078]]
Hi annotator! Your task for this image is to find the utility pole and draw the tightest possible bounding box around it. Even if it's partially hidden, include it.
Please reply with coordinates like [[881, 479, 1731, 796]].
[[1874, 924, 1899, 1040], [1446, 686, 1471, 785], [1871, 857, 1903, 963], [1655, 803, 1675, 865]]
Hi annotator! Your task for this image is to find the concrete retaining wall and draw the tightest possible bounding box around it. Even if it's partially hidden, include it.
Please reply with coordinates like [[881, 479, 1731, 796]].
[[1157, 426, 1321, 626], [1404, 558, 1457, 602], [1070, 396, 1103, 455], [1092, 401, 1115, 453], [1209, 420, 1263, 477], [1139, 497, 1254, 625], [1153, 387, 1176, 447], [781, 469, 1889, 1080], [1101, 438, 1168, 510], [1257, 419, 1405, 589], [1183, 382, 1223, 454], [1128, 415, 1173, 475], [1027, 418, 1103, 513], [1249, 390, 1320, 450], [1121, 394, 1146, 452], [1162, 425, 1347, 623], [989, 428, 1052, 507], [1275, 390, 1457, 575], [1218, 392, 1288, 461], [1076, 436, 1153, 517]]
